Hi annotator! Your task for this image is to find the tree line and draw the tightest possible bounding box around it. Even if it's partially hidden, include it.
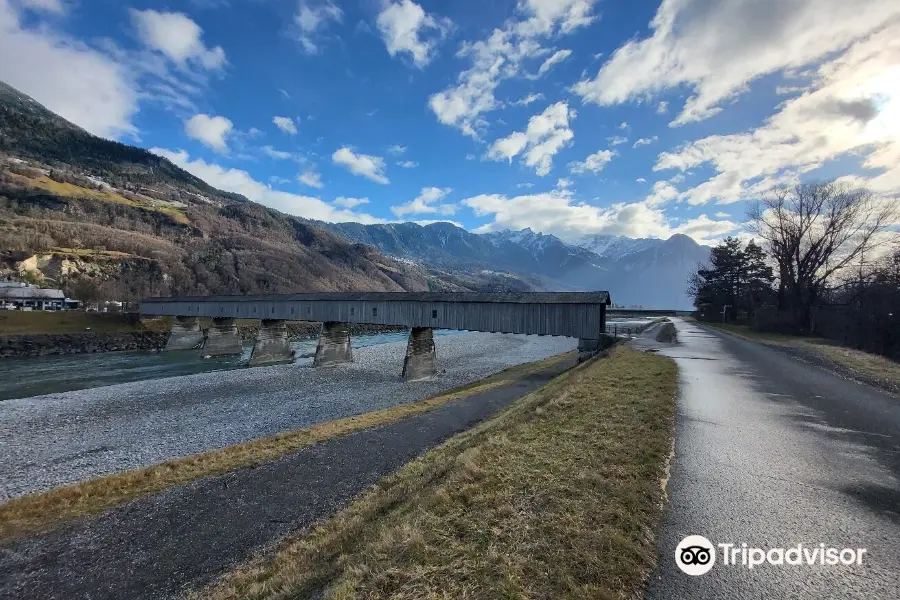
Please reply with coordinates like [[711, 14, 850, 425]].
[[688, 181, 899, 358]]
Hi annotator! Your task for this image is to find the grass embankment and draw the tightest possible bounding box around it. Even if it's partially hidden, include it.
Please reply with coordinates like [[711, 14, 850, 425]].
[[194, 346, 677, 600], [701, 321, 900, 393], [0, 352, 572, 544], [0, 311, 170, 335]]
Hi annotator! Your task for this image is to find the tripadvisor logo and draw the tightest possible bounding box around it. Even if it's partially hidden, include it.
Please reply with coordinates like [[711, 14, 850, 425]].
[[675, 535, 868, 575], [676, 535, 716, 576]]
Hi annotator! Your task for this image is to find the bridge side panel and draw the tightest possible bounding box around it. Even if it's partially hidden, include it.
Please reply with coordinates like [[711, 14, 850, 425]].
[[140, 300, 605, 339]]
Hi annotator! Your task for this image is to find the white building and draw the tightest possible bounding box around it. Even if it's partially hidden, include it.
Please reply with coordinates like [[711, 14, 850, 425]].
[[0, 283, 77, 310]]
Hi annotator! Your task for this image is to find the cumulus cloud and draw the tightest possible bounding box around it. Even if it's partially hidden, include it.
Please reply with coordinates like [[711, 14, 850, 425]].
[[532, 48, 571, 77], [397, 160, 418, 168], [387, 144, 407, 154], [428, 0, 598, 138], [391, 186, 456, 217], [569, 149, 616, 174], [0, 0, 138, 139], [572, 0, 900, 126], [297, 170, 323, 189], [463, 187, 737, 243], [272, 116, 298, 135], [294, 0, 342, 54], [512, 92, 545, 106], [636, 177, 647, 183], [130, 9, 226, 70], [632, 136, 658, 148], [376, 0, 451, 68], [653, 21, 900, 204], [656, 100, 668, 114], [261, 145, 293, 160], [607, 135, 628, 146], [486, 101, 575, 176], [334, 196, 370, 209], [151, 148, 387, 223], [332, 147, 390, 184], [184, 114, 233, 152]]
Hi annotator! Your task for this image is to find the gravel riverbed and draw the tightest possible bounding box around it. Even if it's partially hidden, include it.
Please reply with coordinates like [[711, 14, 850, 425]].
[[0, 332, 576, 500]]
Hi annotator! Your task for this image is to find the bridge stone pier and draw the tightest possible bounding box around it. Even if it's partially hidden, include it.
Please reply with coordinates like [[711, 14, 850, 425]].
[[141, 291, 611, 380], [204, 317, 242, 356], [402, 327, 437, 381], [314, 321, 353, 367], [250, 319, 294, 366], [165, 316, 205, 351]]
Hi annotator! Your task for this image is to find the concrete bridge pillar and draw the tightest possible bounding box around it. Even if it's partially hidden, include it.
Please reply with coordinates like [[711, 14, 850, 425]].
[[249, 319, 294, 366], [402, 327, 436, 381], [165, 316, 205, 351], [314, 321, 353, 366], [204, 317, 243, 356]]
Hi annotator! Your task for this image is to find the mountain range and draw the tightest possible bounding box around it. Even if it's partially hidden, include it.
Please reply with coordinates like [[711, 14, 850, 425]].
[[313, 220, 708, 307], [0, 80, 707, 308]]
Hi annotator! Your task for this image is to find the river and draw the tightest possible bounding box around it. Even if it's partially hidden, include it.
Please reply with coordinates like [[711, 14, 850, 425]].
[[0, 330, 463, 402]]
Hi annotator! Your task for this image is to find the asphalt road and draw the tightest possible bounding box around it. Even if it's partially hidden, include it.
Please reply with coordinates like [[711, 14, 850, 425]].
[[642, 319, 900, 599]]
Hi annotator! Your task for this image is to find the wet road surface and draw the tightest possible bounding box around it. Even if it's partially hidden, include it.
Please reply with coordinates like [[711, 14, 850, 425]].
[[642, 319, 900, 599]]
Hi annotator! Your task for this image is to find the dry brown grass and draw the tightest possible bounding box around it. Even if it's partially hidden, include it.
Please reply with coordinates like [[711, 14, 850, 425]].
[[702, 322, 900, 393], [0, 353, 571, 544], [0, 311, 170, 335], [194, 346, 677, 600]]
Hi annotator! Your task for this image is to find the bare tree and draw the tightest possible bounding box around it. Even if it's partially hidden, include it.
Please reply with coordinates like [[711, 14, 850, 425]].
[[749, 181, 897, 333]]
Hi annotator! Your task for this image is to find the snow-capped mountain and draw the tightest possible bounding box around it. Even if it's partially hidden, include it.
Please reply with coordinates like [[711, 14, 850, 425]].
[[308, 220, 710, 308], [573, 234, 662, 260]]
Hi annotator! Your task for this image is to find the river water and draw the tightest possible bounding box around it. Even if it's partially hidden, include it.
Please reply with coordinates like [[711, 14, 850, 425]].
[[0, 330, 463, 402]]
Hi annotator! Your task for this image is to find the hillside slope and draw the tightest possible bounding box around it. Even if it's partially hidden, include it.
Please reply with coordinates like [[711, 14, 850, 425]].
[[0, 81, 529, 299]]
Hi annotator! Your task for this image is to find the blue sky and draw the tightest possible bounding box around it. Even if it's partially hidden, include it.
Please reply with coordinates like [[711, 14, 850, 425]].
[[1, 0, 898, 244]]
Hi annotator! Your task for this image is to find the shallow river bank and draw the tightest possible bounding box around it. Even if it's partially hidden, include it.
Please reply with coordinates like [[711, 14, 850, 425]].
[[0, 332, 577, 499]]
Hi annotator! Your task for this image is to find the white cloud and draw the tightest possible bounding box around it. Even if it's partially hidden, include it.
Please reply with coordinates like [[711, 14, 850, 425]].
[[391, 186, 456, 217], [298, 170, 324, 189], [487, 101, 575, 176], [632, 136, 658, 148], [569, 149, 615, 174], [516, 182, 535, 189], [412, 219, 464, 227], [654, 22, 900, 204], [618, 121, 629, 130], [0, 1, 139, 139], [278, 88, 290, 99], [428, 0, 598, 138], [332, 147, 390, 184], [387, 144, 407, 154], [130, 9, 226, 70], [656, 100, 668, 114], [151, 148, 387, 223], [465, 153, 476, 160], [533, 48, 572, 77], [272, 116, 298, 135], [464, 187, 736, 243], [397, 160, 418, 168], [334, 196, 370, 209], [636, 177, 647, 183], [269, 175, 291, 185], [184, 114, 233, 152], [572, 0, 900, 126], [294, 1, 342, 54], [714, 211, 730, 218], [376, 0, 451, 68], [607, 135, 628, 146], [261, 145, 293, 160], [512, 92, 545, 106]]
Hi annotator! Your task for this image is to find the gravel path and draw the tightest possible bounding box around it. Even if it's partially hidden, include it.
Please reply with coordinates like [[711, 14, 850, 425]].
[[0, 355, 577, 600], [0, 332, 576, 499]]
